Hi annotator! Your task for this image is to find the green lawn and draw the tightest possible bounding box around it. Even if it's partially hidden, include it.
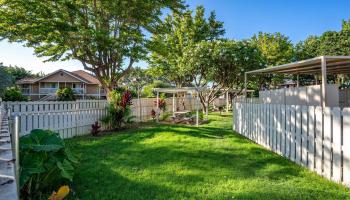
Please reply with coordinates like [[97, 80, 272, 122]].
[[66, 113, 350, 200]]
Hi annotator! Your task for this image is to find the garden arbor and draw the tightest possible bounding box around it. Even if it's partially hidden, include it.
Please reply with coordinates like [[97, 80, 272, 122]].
[[153, 87, 203, 126]]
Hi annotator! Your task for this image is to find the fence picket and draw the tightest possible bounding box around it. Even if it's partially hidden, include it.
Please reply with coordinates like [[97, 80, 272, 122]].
[[290, 105, 296, 162], [295, 105, 302, 165], [285, 105, 291, 158], [281, 105, 286, 155], [301, 106, 308, 167], [332, 107, 341, 182], [308, 106, 315, 171], [323, 107, 332, 179], [232, 102, 349, 186], [343, 108, 350, 186]]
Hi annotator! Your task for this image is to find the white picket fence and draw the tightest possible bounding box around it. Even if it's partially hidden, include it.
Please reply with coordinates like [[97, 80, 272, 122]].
[[233, 101, 350, 186]]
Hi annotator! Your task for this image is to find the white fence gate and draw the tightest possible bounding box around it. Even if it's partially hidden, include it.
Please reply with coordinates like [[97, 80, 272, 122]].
[[233, 101, 350, 186]]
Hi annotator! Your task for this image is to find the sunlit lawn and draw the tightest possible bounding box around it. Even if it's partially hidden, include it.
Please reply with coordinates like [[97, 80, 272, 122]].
[[66, 113, 350, 200]]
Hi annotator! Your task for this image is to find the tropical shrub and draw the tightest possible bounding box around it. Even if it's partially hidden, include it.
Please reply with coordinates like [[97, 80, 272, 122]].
[[101, 90, 135, 130], [154, 98, 167, 112], [2, 86, 28, 101], [150, 109, 156, 120], [20, 129, 78, 199], [91, 121, 101, 136], [56, 87, 76, 101], [160, 112, 171, 121]]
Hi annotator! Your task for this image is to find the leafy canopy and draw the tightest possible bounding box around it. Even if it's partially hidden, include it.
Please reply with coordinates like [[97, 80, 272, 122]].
[[184, 40, 264, 110], [295, 20, 350, 60], [2, 86, 28, 101], [0, 0, 184, 95], [148, 5, 225, 86], [252, 32, 294, 66]]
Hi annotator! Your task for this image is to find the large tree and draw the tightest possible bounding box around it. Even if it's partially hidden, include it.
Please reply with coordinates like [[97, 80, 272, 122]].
[[252, 32, 294, 66], [0, 63, 12, 96], [184, 40, 264, 113], [251, 32, 294, 87], [294, 20, 350, 85], [148, 5, 225, 87], [0, 0, 184, 98], [296, 20, 350, 60]]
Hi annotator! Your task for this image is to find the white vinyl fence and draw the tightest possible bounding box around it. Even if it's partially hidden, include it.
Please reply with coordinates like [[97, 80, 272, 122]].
[[233, 101, 350, 186], [3, 97, 210, 139], [5, 100, 108, 138]]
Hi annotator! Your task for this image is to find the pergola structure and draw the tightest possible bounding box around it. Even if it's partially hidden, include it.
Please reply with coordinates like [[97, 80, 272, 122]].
[[244, 56, 350, 107], [153, 87, 203, 126], [153, 87, 255, 125]]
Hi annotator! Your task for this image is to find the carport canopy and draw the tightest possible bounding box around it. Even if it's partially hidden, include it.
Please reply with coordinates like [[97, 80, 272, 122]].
[[244, 56, 350, 107]]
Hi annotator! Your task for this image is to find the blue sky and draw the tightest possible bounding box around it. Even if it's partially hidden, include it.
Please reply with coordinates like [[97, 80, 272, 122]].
[[1, 0, 350, 73]]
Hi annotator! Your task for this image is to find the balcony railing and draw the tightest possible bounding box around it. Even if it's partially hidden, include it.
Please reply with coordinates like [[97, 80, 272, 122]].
[[39, 87, 85, 94], [72, 88, 84, 94], [39, 88, 58, 94]]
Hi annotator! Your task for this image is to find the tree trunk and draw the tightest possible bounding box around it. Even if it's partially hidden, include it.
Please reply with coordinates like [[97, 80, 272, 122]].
[[102, 85, 114, 101], [206, 99, 209, 117]]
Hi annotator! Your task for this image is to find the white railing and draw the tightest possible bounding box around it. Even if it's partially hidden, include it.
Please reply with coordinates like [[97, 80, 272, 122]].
[[39, 88, 58, 94], [233, 101, 350, 186], [39, 88, 85, 94], [72, 88, 84, 94]]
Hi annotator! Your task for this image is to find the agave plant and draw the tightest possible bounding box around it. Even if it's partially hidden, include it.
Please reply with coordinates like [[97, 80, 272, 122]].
[[20, 129, 78, 200], [101, 90, 135, 130]]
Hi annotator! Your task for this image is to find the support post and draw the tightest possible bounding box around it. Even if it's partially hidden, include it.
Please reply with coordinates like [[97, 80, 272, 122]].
[[314, 74, 318, 85], [196, 91, 199, 126], [205, 95, 209, 119], [172, 93, 175, 117], [296, 74, 300, 87], [321, 56, 327, 107], [138, 85, 142, 122], [226, 90, 229, 113], [156, 91, 159, 123]]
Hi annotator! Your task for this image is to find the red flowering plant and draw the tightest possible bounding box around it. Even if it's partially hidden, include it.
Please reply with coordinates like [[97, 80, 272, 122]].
[[154, 98, 167, 112], [101, 90, 135, 130], [153, 97, 168, 121], [151, 109, 156, 120]]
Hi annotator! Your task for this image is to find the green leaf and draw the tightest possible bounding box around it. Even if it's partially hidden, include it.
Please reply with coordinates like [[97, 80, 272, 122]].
[[57, 159, 75, 182]]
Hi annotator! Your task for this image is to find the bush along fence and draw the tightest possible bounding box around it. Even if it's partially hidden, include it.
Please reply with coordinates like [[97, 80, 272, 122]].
[[233, 101, 350, 186]]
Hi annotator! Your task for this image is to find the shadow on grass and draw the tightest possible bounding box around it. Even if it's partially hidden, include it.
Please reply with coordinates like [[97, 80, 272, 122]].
[[66, 115, 350, 200]]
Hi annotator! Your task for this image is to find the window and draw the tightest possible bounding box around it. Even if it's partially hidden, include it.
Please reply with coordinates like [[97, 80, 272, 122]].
[[73, 83, 82, 88], [50, 83, 57, 88]]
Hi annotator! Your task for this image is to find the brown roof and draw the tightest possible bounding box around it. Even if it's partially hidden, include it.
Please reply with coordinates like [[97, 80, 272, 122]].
[[16, 77, 38, 84], [71, 70, 101, 85]]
